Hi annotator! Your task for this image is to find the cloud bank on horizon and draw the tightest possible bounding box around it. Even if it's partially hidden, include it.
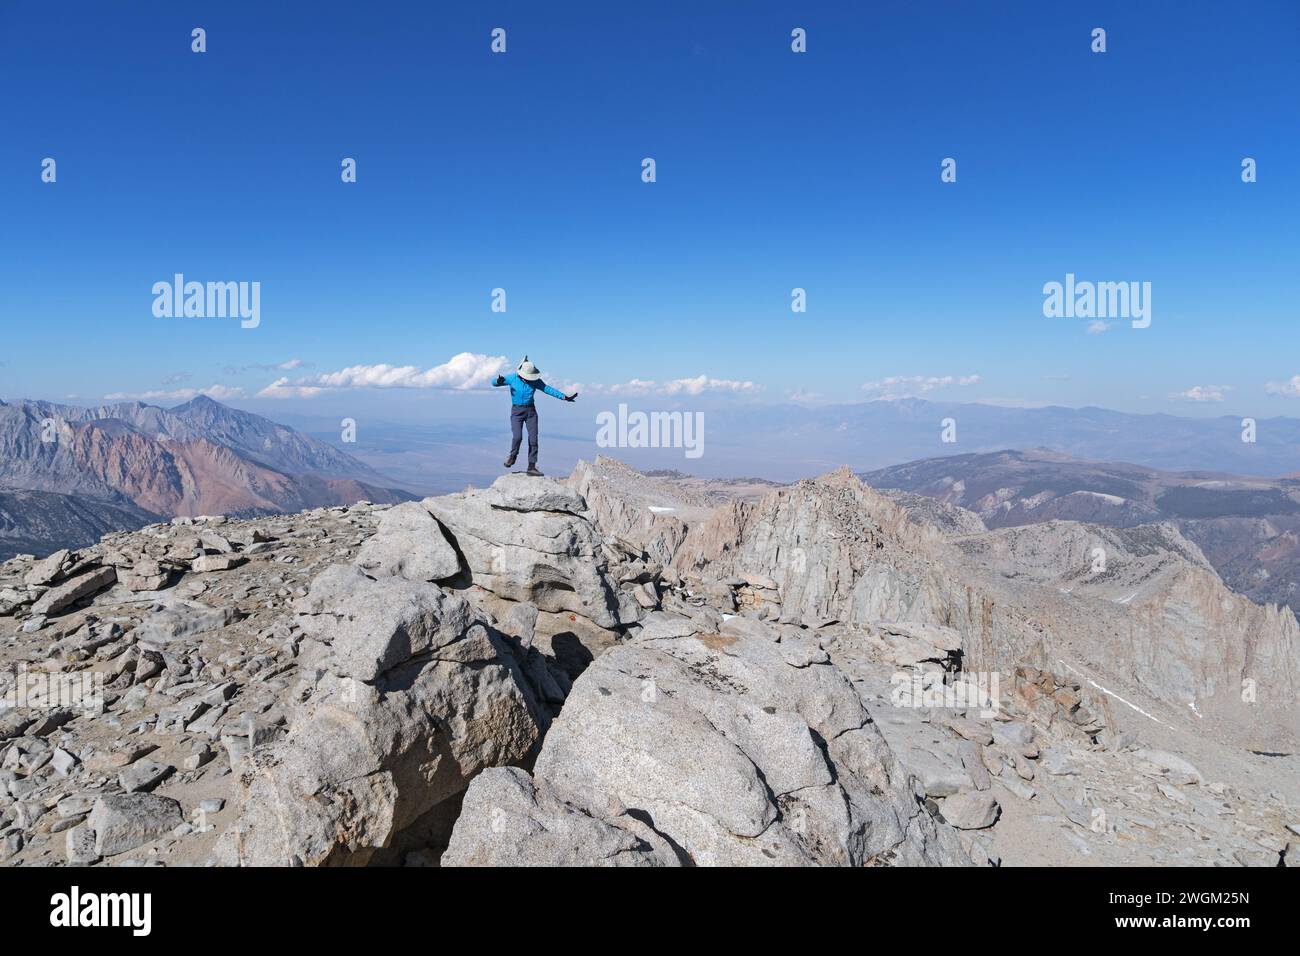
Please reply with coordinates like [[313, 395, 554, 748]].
[[93, 357, 1300, 413], [248, 353, 765, 401]]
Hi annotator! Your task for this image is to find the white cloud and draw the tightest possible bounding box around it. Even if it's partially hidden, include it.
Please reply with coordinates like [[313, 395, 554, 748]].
[[226, 358, 312, 375], [1085, 320, 1113, 334], [662, 376, 761, 396], [104, 384, 247, 402], [590, 376, 762, 397], [254, 356, 759, 401], [256, 352, 508, 399], [199, 385, 247, 401], [1265, 375, 1300, 398], [860, 374, 980, 399], [255, 378, 324, 399], [1170, 385, 1232, 403]]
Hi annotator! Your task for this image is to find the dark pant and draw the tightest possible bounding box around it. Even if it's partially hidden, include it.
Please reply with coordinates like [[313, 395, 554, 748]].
[[509, 404, 539, 467]]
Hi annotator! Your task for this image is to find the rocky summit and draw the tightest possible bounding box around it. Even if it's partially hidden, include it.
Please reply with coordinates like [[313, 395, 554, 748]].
[[0, 458, 1296, 868]]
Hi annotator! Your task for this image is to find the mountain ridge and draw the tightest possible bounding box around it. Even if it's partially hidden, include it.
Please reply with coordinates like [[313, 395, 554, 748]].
[[863, 447, 1300, 613], [0, 396, 412, 559]]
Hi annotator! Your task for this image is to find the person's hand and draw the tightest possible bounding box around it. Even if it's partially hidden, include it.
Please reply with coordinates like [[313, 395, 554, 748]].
[[565, 393, 577, 402], [493, 375, 505, 387]]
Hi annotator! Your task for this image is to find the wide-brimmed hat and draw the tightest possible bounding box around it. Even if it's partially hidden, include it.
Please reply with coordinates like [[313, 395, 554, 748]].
[[517, 356, 542, 381]]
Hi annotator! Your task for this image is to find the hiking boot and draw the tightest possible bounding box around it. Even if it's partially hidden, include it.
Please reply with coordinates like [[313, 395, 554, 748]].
[[526, 467, 544, 477], [503, 456, 516, 468]]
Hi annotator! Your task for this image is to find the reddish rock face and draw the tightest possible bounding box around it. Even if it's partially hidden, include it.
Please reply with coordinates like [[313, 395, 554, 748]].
[[64, 427, 404, 518], [0, 398, 412, 558]]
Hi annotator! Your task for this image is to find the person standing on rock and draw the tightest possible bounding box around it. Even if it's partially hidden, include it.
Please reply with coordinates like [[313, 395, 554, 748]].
[[492, 356, 576, 476]]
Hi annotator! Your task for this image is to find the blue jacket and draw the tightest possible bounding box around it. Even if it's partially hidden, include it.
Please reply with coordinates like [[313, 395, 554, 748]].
[[493, 372, 566, 406]]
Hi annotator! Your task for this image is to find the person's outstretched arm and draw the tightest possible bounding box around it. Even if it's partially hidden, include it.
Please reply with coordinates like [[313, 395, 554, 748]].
[[538, 380, 575, 401]]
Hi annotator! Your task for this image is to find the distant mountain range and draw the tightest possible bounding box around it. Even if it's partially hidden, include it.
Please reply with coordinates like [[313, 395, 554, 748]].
[[696, 398, 1300, 479], [0, 396, 412, 559], [864, 448, 1300, 613], [7, 392, 1300, 583], [277, 398, 1300, 489]]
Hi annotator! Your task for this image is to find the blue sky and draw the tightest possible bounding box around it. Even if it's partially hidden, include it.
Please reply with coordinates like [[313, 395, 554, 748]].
[[2, 0, 1297, 423]]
